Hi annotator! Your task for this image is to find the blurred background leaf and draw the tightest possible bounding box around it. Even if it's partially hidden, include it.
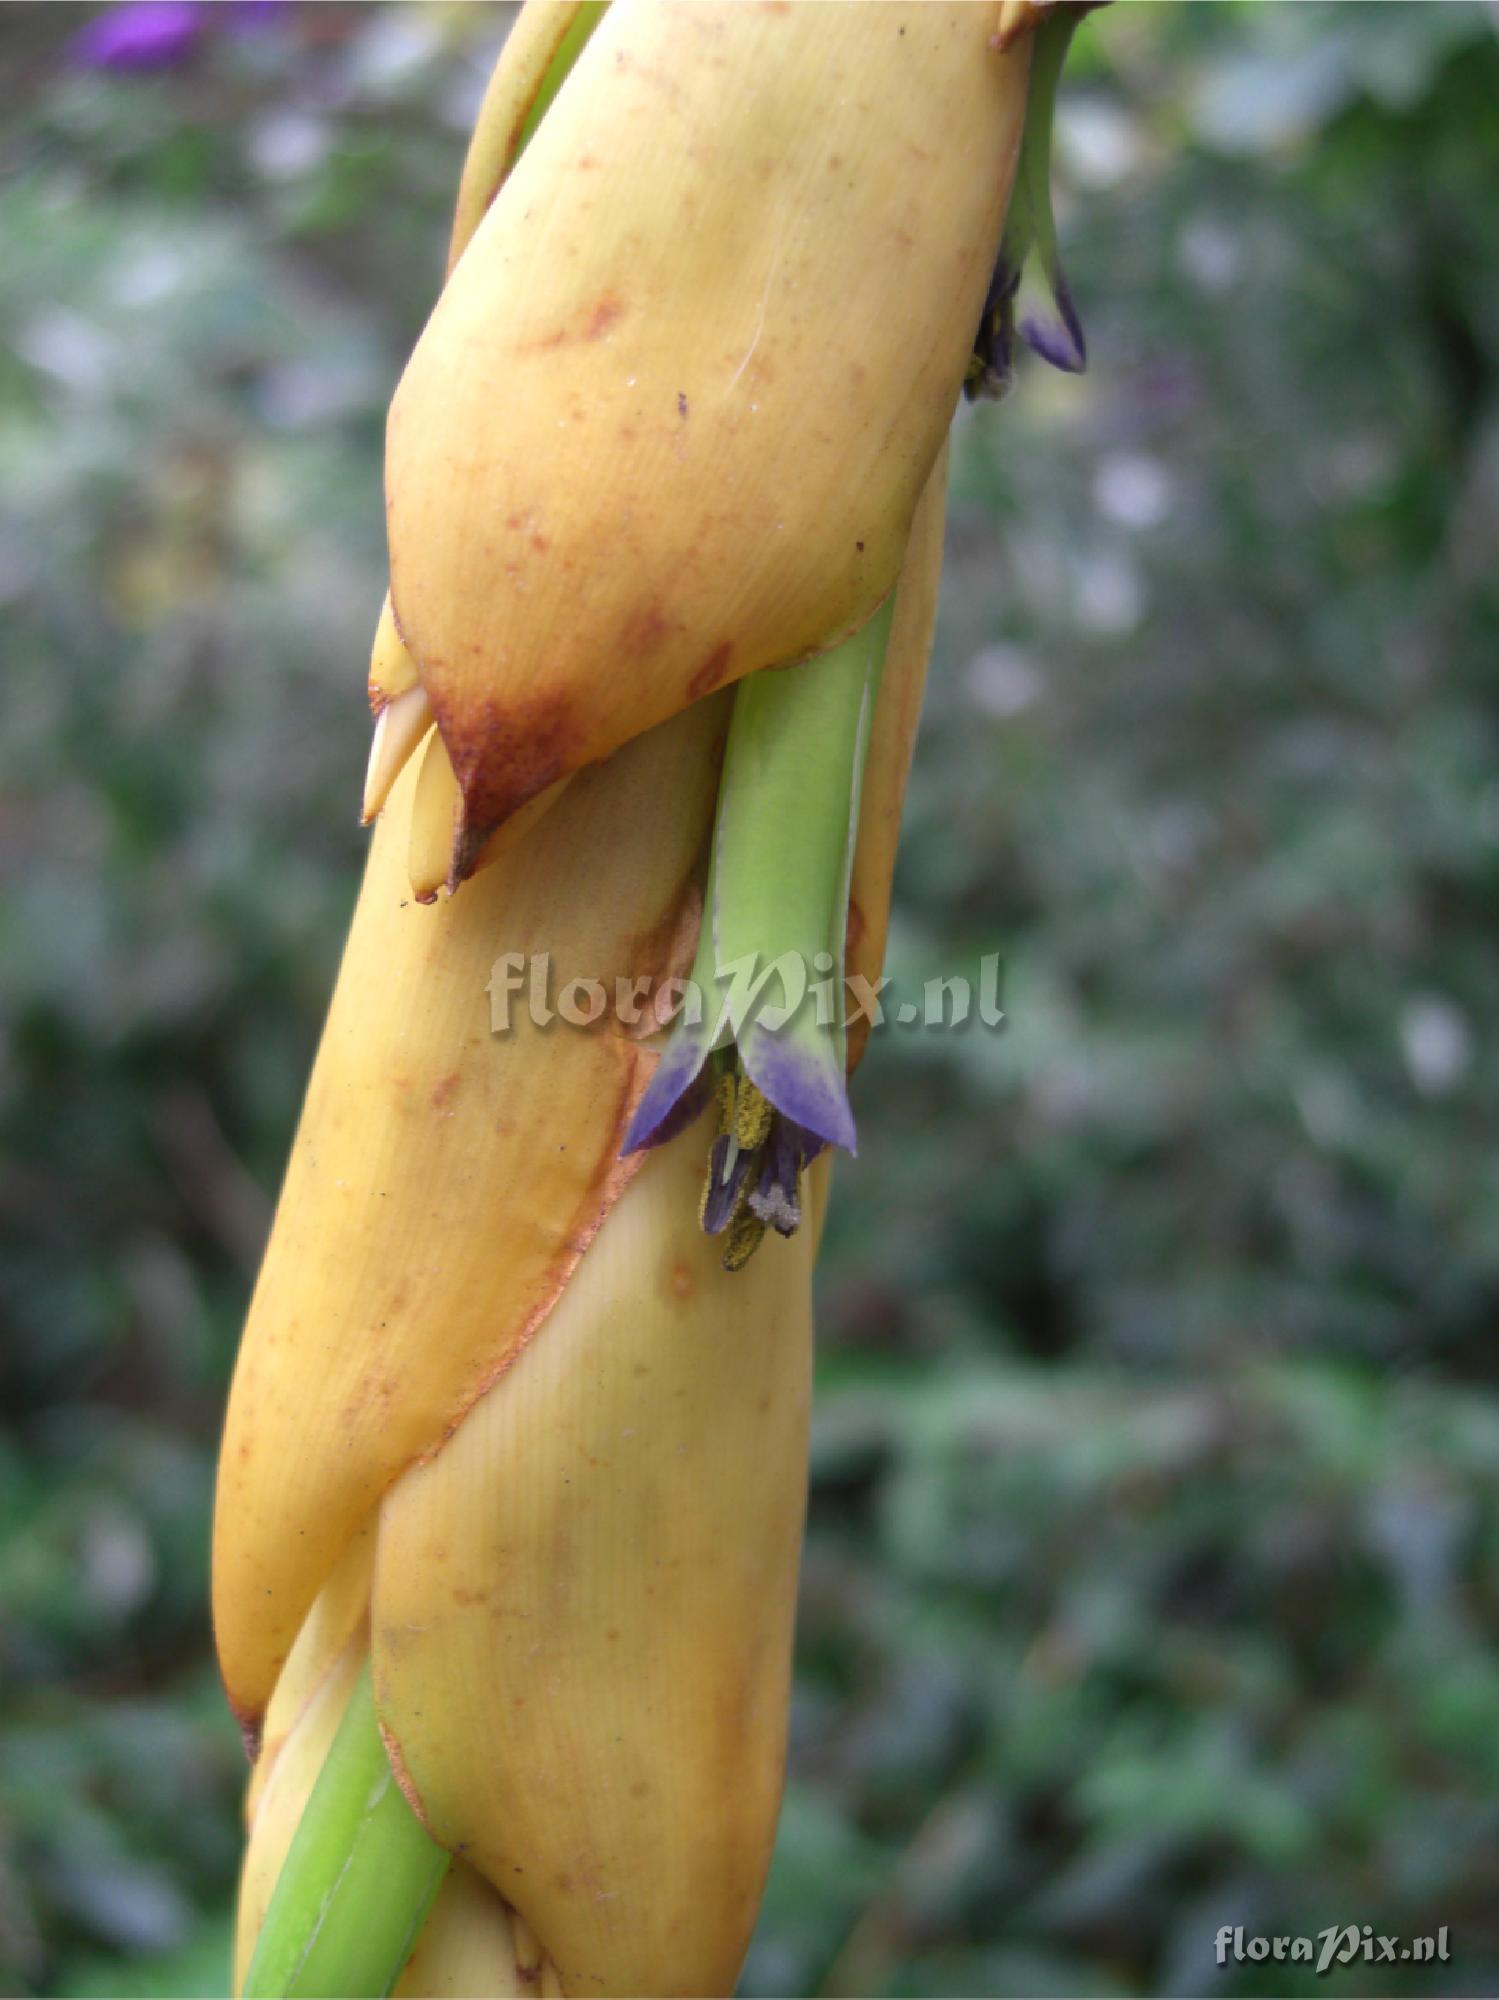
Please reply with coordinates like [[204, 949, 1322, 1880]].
[[2, 4, 1498, 1996]]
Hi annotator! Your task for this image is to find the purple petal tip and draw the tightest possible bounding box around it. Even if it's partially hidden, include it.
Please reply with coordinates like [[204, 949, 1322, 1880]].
[[739, 1029, 857, 1158], [621, 1033, 711, 1155], [1018, 283, 1086, 374]]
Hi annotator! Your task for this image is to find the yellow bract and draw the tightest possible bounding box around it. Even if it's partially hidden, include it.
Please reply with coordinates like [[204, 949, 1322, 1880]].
[[444, 0, 603, 280], [373, 1124, 829, 1999], [213, 692, 729, 1732], [386, 0, 1030, 880]]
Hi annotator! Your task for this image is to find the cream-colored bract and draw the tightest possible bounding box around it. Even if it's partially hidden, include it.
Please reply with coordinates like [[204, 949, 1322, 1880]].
[[385, 0, 1031, 881]]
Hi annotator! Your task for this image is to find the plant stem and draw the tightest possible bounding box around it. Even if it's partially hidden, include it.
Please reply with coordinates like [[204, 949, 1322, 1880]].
[[241, 1664, 450, 2000], [516, 1, 609, 155], [711, 599, 895, 1112]]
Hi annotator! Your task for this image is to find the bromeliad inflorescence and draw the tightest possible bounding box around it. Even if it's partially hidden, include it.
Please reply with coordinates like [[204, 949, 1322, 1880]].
[[217, 4, 1102, 1994]]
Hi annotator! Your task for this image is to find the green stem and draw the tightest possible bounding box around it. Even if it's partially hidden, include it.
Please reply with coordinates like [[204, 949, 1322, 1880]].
[[711, 600, 895, 1066], [516, 1, 609, 156], [241, 1665, 450, 2000]]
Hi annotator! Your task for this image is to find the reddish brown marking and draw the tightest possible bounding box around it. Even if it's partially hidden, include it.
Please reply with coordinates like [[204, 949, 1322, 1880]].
[[431, 1072, 461, 1112], [530, 533, 550, 553], [845, 898, 867, 955], [380, 1720, 439, 1836], [434, 687, 581, 878], [585, 290, 624, 340], [621, 602, 671, 657], [670, 1259, 695, 1301], [688, 639, 733, 699]]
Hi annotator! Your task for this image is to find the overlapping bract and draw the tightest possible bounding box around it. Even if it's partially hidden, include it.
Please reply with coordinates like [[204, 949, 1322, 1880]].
[[213, 695, 728, 1732], [374, 1135, 828, 2000], [222, 492, 949, 1997], [386, 0, 1030, 883]]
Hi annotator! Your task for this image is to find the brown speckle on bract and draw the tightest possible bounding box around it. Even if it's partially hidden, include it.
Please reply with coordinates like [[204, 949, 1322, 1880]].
[[585, 291, 624, 341], [621, 601, 671, 657]]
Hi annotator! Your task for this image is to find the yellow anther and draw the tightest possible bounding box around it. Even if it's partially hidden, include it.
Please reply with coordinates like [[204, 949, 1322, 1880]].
[[721, 1206, 768, 1274], [713, 1073, 737, 1138], [733, 1077, 774, 1153]]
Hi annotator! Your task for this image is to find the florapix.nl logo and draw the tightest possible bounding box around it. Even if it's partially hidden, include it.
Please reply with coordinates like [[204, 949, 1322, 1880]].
[[486, 948, 1007, 1037], [1214, 1925, 1451, 1976]]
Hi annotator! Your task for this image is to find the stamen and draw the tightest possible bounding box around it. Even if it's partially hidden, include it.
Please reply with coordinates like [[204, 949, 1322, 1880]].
[[733, 1075, 774, 1152], [713, 1072, 737, 1137], [699, 1132, 755, 1236], [721, 1205, 768, 1273]]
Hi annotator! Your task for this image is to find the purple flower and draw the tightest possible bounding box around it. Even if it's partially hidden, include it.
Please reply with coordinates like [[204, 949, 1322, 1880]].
[[68, 3, 204, 71]]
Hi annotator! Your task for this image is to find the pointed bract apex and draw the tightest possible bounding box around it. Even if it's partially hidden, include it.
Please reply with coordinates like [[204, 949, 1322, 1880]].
[[363, 687, 434, 826], [407, 726, 463, 904], [368, 593, 419, 714], [993, 0, 1108, 53], [992, 0, 1049, 53]]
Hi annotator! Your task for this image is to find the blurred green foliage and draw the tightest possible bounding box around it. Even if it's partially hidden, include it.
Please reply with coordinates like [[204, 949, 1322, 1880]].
[[2, 4, 1498, 1996]]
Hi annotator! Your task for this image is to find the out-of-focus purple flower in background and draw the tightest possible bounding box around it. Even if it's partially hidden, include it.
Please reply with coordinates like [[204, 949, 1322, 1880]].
[[67, 3, 204, 71], [67, 1, 287, 74]]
